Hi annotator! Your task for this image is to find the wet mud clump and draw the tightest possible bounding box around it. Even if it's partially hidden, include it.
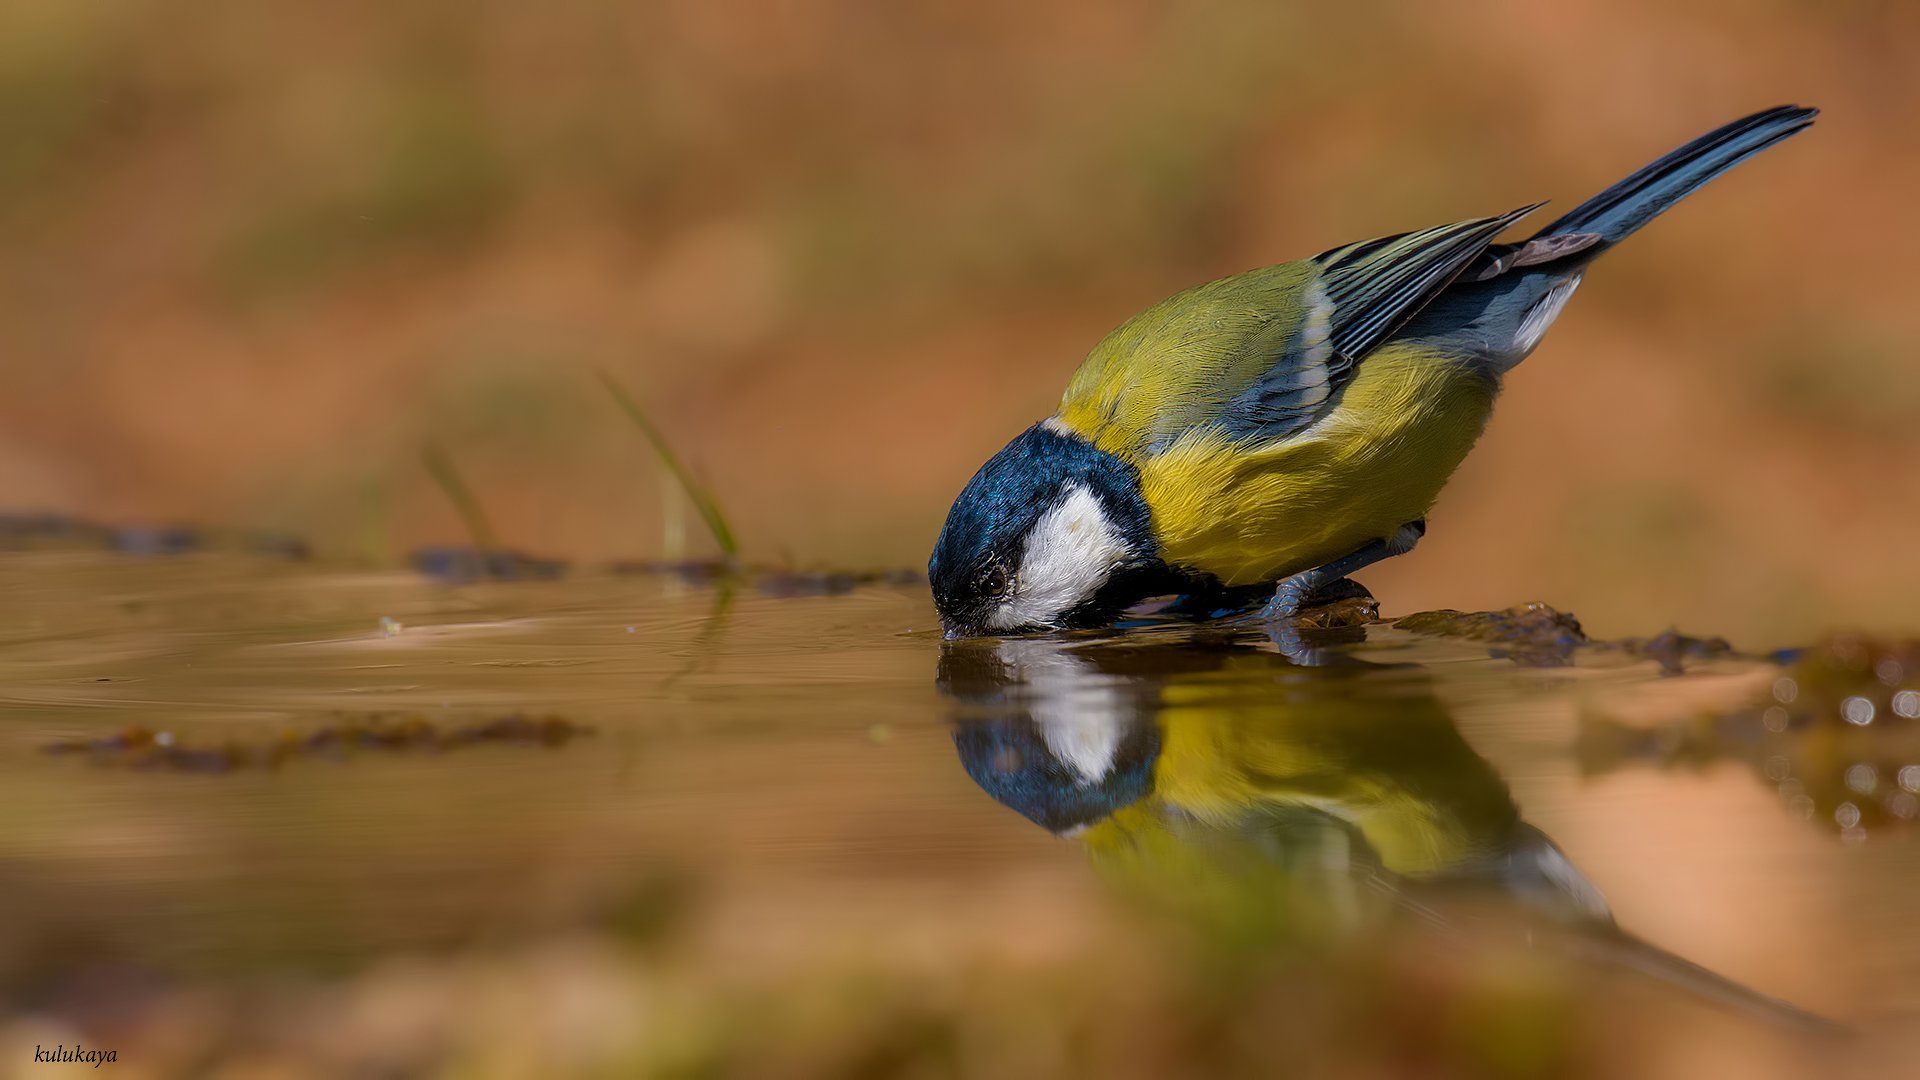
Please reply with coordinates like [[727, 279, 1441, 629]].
[[1290, 577, 1381, 629], [1393, 602, 1589, 666], [1596, 628, 1736, 675], [42, 714, 592, 773], [1390, 604, 1736, 674]]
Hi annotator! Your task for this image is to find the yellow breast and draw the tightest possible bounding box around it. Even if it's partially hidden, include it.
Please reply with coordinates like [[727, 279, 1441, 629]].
[[1069, 345, 1497, 587]]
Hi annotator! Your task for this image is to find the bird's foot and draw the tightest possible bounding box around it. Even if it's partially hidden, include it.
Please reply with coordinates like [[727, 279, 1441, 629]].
[[1259, 575, 1315, 622], [1257, 522, 1422, 662], [1258, 574, 1377, 625], [1262, 577, 1378, 665]]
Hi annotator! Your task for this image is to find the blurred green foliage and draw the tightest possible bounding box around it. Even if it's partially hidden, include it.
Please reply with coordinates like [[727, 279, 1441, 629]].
[[221, 95, 514, 294]]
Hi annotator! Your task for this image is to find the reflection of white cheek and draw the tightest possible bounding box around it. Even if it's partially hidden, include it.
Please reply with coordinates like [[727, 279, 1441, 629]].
[[1001, 639, 1124, 785], [1036, 695, 1124, 785]]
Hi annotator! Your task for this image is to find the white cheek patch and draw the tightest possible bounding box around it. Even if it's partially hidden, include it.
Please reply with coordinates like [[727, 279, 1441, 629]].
[[986, 485, 1125, 630], [1511, 273, 1582, 359]]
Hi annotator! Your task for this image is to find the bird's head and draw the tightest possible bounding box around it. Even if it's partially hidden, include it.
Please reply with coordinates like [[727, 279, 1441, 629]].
[[929, 421, 1167, 638]]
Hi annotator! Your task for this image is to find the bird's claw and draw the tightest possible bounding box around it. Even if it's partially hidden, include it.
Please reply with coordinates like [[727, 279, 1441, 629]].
[[1258, 577, 1313, 622]]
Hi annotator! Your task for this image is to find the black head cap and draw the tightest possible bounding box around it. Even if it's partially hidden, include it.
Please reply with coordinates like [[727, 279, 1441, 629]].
[[928, 423, 1166, 636]]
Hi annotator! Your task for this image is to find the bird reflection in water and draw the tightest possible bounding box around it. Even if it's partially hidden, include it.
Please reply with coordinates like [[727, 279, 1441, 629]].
[[937, 634, 1841, 1035]]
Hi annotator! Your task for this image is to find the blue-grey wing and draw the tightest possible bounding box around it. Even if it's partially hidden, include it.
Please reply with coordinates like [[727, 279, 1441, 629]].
[[1393, 261, 1586, 376], [1215, 204, 1541, 441]]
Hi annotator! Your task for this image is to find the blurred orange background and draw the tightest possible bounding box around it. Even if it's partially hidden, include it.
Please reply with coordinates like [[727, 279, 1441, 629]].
[[0, 0, 1914, 645]]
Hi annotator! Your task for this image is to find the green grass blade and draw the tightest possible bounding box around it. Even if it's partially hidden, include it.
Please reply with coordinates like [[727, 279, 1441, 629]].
[[421, 441, 501, 552], [598, 370, 738, 559]]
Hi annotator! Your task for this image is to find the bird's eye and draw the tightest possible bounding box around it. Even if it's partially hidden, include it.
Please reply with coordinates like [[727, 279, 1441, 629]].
[[978, 563, 1009, 596]]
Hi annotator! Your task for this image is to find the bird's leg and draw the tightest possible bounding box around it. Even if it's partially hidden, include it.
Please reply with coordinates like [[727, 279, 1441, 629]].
[[1265, 521, 1424, 665], [1260, 521, 1426, 623]]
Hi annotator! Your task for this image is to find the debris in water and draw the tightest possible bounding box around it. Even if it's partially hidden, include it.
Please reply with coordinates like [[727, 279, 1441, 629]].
[[758, 570, 860, 597], [1395, 606, 1733, 675], [607, 560, 926, 595], [0, 513, 308, 560], [1598, 628, 1735, 676], [42, 714, 592, 773], [1577, 633, 1920, 837], [609, 559, 732, 585], [1393, 603, 1588, 666], [411, 546, 570, 583], [411, 445, 570, 582]]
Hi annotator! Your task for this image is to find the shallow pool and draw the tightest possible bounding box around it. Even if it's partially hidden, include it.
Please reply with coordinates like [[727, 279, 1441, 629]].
[[0, 552, 1913, 1078]]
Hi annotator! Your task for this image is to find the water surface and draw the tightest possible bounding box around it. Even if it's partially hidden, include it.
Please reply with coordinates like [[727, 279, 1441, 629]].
[[0, 552, 1914, 1077]]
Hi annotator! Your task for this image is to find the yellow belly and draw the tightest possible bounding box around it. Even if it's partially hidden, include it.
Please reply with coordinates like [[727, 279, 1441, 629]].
[[1119, 345, 1497, 586]]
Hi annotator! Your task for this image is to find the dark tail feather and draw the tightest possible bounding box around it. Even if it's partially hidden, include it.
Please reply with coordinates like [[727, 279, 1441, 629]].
[[1532, 105, 1818, 244], [1564, 927, 1849, 1039]]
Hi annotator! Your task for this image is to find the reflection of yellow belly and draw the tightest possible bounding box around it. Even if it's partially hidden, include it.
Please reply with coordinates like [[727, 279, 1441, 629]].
[[1130, 346, 1497, 586], [1080, 685, 1512, 879]]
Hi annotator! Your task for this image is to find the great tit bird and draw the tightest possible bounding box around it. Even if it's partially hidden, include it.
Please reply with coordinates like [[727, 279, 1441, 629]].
[[930, 106, 1818, 637], [938, 634, 1842, 1032]]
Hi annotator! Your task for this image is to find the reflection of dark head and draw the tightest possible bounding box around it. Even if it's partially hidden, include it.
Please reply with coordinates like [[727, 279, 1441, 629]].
[[953, 718, 1160, 834], [937, 638, 1261, 698], [934, 642, 1019, 700]]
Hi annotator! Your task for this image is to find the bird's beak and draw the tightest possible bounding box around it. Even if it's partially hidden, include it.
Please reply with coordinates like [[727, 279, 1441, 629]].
[[941, 613, 988, 640]]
